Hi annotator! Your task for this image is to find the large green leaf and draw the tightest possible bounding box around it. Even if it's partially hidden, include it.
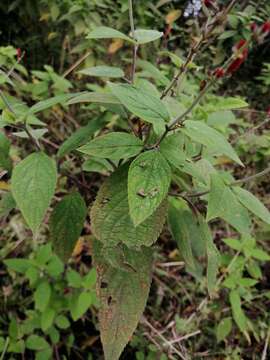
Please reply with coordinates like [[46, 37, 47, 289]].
[[87, 26, 134, 43], [207, 174, 251, 234], [11, 152, 57, 232], [57, 118, 105, 158], [93, 239, 153, 360], [78, 132, 143, 161], [79, 66, 124, 78], [91, 165, 167, 248], [108, 83, 170, 134], [233, 187, 270, 225], [199, 217, 220, 295], [182, 120, 243, 166], [128, 150, 171, 226], [50, 193, 87, 262], [134, 29, 163, 44]]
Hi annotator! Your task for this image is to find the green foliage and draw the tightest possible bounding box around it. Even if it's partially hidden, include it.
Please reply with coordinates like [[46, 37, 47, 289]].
[[50, 192, 87, 261]]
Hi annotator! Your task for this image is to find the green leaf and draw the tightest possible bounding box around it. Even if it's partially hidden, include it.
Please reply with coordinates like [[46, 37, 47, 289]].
[[137, 60, 169, 86], [252, 249, 270, 261], [79, 66, 124, 78], [67, 92, 120, 105], [11, 152, 57, 232], [50, 193, 87, 262], [91, 165, 168, 248], [229, 290, 248, 333], [55, 315, 70, 330], [128, 150, 171, 226], [238, 278, 258, 287], [160, 132, 185, 169], [4, 258, 32, 273], [233, 187, 270, 225], [182, 120, 243, 166], [28, 94, 78, 114], [69, 291, 93, 321], [87, 26, 134, 43], [83, 157, 113, 174], [216, 318, 232, 343], [200, 217, 220, 295], [207, 174, 251, 234], [78, 132, 143, 161], [26, 335, 49, 350], [0, 192, 16, 217], [34, 281, 51, 311], [213, 97, 248, 111], [168, 198, 198, 274], [108, 83, 169, 134], [134, 29, 163, 44], [41, 308, 55, 331], [93, 239, 153, 360], [0, 131, 12, 172], [57, 117, 105, 158]]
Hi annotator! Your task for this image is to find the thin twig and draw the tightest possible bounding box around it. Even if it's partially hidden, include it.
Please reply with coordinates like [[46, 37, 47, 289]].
[[129, 0, 138, 83], [168, 330, 201, 345], [261, 330, 270, 360], [63, 50, 91, 78]]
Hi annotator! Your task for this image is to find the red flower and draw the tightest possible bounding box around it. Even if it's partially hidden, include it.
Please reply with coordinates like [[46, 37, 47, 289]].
[[16, 48, 22, 59], [213, 67, 225, 78], [250, 22, 258, 32], [204, 0, 213, 7], [235, 39, 247, 50], [261, 21, 270, 34]]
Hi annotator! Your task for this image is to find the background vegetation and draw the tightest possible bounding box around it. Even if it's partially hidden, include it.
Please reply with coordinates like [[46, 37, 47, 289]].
[[1, 0, 270, 359]]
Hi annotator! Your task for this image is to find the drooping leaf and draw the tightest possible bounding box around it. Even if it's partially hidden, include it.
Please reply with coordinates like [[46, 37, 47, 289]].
[[93, 239, 153, 360], [128, 150, 171, 226], [108, 83, 170, 134], [50, 193, 87, 262], [78, 132, 143, 161], [87, 26, 134, 43], [233, 187, 270, 225], [168, 198, 199, 275], [134, 29, 163, 44], [67, 92, 120, 105], [79, 66, 124, 78], [182, 120, 243, 166], [11, 152, 57, 233], [199, 217, 220, 295], [57, 117, 105, 158], [229, 290, 248, 333], [91, 165, 167, 248], [207, 174, 251, 234]]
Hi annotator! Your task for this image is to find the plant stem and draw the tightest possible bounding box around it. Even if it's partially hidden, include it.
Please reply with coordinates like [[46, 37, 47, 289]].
[[129, 0, 138, 83]]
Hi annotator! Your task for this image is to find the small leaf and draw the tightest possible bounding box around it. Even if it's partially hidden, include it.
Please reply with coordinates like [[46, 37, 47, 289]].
[[134, 29, 163, 44], [207, 174, 251, 234], [87, 26, 134, 43], [50, 192, 87, 262], [91, 165, 167, 248], [83, 157, 113, 174], [128, 150, 171, 225], [108, 83, 169, 134], [182, 120, 243, 166], [79, 66, 124, 78], [69, 291, 93, 321], [26, 335, 49, 350], [0, 192, 16, 217], [93, 239, 153, 360], [78, 132, 143, 161], [11, 152, 57, 232], [229, 290, 248, 333], [213, 97, 248, 111], [4, 258, 32, 273], [160, 132, 185, 169], [137, 60, 169, 86], [41, 308, 55, 331], [34, 281, 51, 311], [216, 318, 232, 343], [55, 315, 70, 330], [252, 249, 270, 261], [233, 187, 270, 225], [0, 131, 12, 172], [57, 117, 105, 158]]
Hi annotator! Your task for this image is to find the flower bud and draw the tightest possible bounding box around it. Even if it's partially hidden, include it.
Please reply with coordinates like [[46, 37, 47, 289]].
[[261, 21, 270, 34], [213, 67, 225, 78]]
